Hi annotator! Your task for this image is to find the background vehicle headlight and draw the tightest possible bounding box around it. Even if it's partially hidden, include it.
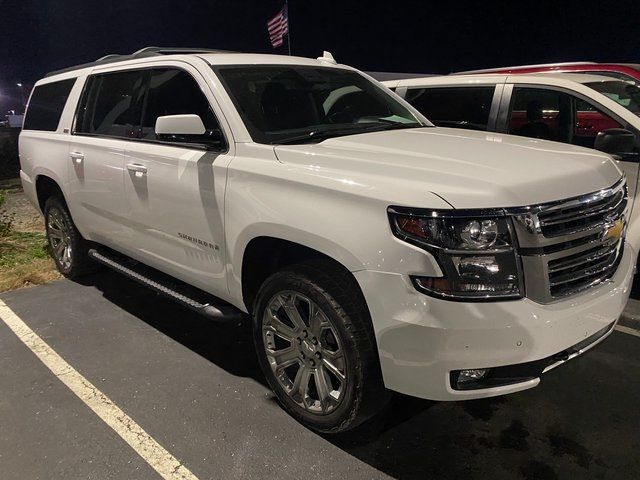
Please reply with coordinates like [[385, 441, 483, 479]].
[[389, 207, 522, 300]]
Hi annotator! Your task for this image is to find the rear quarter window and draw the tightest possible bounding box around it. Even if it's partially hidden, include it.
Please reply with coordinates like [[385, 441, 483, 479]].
[[23, 78, 77, 131]]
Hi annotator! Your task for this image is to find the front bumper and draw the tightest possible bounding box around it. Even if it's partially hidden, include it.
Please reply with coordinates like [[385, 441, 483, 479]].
[[353, 242, 635, 401]]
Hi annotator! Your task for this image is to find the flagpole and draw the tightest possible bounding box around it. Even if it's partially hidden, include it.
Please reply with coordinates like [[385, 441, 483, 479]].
[[286, 0, 291, 56]]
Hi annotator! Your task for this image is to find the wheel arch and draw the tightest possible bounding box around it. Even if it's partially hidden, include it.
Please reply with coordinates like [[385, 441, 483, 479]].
[[35, 174, 65, 212], [238, 232, 364, 315]]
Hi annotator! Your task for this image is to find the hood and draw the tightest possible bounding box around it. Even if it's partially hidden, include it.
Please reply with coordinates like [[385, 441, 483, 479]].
[[273, 127, 622, 209]]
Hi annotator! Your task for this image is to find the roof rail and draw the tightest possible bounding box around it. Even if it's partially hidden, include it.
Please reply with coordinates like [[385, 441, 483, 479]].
[[45, 46, 234, 78], [452, 61, 597, 75]]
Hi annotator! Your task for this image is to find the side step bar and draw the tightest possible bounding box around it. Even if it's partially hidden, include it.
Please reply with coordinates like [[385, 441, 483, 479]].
[[88, 249, 244, 322]]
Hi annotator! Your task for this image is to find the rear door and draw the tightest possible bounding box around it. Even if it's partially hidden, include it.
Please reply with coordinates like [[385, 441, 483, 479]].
[[122, 64, 232, 297], [67, 69, 147, 248], [400, 84, 502, 132]]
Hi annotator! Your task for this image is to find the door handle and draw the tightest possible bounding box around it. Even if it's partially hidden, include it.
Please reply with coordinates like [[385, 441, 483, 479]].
[[126, 163, 148, 177], [69, 152, 84, 165]]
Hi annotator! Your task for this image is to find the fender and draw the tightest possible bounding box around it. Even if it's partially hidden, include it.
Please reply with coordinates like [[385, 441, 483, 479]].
[[227, 222, 363, 309]]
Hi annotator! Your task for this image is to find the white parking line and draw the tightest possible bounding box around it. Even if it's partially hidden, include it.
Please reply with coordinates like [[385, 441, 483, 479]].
[[0, 300, 199, 480], [615, 325, 640, 338]]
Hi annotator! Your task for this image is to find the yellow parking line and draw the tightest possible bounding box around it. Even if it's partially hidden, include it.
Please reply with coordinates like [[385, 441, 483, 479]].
[[0, 300, 199, 480]]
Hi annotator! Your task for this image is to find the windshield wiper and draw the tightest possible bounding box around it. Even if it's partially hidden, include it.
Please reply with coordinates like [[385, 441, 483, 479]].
[[276, 122, 420, 145], [275, 126, 379, 145], [371, 118, 420, 127]]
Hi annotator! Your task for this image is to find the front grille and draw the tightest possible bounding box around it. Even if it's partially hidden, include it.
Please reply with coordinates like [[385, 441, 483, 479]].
[[547, 240, 623, 298], [511, 178, 627, 303], [537, 187, 626, 237]]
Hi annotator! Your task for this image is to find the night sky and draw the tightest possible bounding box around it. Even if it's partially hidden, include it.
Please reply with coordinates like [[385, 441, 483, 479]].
[[1, 0, 640, 113]]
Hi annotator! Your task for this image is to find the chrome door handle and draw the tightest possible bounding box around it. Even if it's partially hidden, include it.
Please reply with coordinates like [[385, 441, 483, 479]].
[[126, 163, 148, 177], [70, 152, 84, 164]]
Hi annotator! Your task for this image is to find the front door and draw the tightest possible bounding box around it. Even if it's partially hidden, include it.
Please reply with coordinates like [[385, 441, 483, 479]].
[[123, 67, 231, 297]]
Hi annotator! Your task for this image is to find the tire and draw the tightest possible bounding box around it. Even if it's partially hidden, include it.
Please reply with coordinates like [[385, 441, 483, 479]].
[[253, 259, 389, 433], [44, 195, 96, 278]]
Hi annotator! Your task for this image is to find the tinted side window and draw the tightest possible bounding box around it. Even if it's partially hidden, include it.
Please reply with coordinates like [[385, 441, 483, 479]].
[[23, 78, 76, 131], [573, 98, 622, 149], [76, 70, 146, 138], [141, 69, 220, 140], [406, 86, 495, 131], [509, 88, 571, 143], [508, 87, 621, 148]]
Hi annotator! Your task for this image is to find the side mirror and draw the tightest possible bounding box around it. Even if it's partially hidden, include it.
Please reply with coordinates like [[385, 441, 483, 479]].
[[155, 114, 224, 149], [594, 128, 636, 158]]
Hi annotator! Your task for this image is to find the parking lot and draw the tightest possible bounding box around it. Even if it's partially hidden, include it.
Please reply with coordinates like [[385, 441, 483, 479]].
[[1, 271, 639, 480]]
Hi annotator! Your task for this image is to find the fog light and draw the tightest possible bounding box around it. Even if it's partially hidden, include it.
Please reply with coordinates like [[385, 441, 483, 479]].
[[458, 368, 489, 384]]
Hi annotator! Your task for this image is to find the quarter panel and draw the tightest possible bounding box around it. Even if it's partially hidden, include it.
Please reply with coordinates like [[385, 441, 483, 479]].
[[18, 130, 71, 211]]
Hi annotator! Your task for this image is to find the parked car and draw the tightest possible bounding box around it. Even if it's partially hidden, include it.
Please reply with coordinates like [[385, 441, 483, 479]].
[[384, 72, 640, 256], [455, 61, 640, 85], [20, 48, 634, 433]]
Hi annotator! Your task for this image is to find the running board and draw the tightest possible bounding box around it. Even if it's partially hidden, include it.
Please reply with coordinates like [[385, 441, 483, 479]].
[[88, 248, 244, 322]]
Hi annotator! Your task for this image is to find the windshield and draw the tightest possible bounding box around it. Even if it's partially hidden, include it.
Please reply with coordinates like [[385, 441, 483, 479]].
[[214, 65, 428, 144], [585, 80, 640, 116]]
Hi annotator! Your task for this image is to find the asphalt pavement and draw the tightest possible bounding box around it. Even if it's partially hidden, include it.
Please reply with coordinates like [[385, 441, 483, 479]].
[[1, 271, 639, 480]]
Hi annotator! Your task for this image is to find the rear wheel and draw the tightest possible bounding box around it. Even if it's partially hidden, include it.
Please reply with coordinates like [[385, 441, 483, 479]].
[[44, 196, 95, 278], [253, 260, 389, 433]]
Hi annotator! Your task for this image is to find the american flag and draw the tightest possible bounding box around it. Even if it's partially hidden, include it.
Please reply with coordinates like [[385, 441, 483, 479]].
[[267, 5, 289, 48]]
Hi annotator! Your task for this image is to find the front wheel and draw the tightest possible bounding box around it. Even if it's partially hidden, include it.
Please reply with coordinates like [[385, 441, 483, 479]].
[[253, 260, 389, 433]]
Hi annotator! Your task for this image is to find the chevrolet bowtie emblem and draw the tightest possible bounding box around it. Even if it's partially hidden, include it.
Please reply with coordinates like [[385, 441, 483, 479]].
[[603, 218, 625, 242]]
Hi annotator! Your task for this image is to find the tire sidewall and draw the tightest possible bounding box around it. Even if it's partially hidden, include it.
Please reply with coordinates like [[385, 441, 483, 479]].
[[253, 270, 363, 433], [44, 197, 79, 277]]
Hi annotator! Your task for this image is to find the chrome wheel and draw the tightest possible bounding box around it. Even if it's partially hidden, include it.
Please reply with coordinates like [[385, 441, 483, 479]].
[[47, 207, 73, 271], [262, 291, 347, 414]]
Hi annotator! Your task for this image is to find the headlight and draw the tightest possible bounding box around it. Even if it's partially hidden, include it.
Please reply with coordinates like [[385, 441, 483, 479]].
[[388, 207, 522, 300]]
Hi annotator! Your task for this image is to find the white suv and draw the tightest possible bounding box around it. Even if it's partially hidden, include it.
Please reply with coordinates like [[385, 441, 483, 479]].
[[19, 48, 634, 433]]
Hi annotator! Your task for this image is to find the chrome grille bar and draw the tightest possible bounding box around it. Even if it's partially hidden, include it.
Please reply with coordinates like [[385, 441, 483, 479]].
[[538, 192, 624, 227], [538, 190, 626, 237], [549, 245, 623, 298], [549, 248, 619, 288], [509, 177, 627, 303], [547, 243, 618, 275]]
